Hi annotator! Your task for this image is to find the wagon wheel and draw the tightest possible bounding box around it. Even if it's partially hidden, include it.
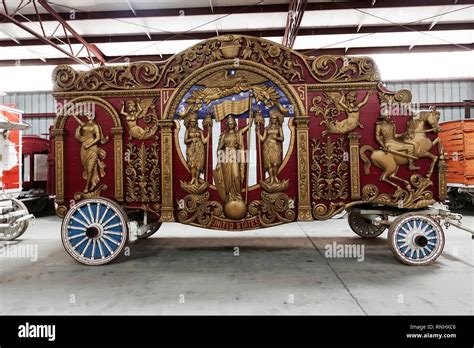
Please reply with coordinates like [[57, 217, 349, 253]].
[[61, 198, 128, 266], [447, 190, 469, 210], [0, 198, 30, 241], [388, 213, 445, 266], [138, 222, 162, 239], [24, 197, 48, 214], [347, 211, 387, 238]]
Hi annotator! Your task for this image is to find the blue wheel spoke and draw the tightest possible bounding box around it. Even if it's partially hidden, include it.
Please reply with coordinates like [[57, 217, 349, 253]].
[[95, 204, 101, 224], [100, 236, 114, 254], [78, 208, 92, 225], [98, 206, 110, 224], [71, 215, 88, 228]]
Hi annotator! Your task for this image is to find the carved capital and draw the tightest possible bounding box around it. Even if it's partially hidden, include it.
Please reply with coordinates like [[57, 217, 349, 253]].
[[158, 119, 174, 131], [294, 115, 310, 128]]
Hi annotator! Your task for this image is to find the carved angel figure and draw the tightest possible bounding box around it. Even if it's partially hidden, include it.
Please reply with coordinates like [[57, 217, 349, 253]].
[[120, 99, 158, 140], [318, 90, 372, 135]]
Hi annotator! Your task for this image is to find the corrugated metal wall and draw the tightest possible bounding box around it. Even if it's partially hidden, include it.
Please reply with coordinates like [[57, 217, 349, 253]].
[[0, 91, 56, 113], [385, 80, 474, 122], [0, 91, 56, 138], [1, 80, 473, 137], [22, 116, 55, 137]]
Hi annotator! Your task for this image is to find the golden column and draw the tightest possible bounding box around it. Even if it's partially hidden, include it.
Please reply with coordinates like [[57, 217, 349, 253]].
[[295, 115, 312, 221], [54, 128, 67, 217], [111, 127, 124, 202], [348, 132, 361, 200], [159, 119, 175, 222]]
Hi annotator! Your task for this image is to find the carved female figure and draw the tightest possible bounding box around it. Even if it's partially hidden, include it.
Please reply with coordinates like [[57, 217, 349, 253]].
[[73, 110, 109, 193], [256, 109, 284, 185], [214, 115, 252, 202], [184, 113, 209, 186]]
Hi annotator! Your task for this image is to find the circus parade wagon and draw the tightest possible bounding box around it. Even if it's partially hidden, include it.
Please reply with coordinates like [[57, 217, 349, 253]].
[[50, 35, 464, 266]]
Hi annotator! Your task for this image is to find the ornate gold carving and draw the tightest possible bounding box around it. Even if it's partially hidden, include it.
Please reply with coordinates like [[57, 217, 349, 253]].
[[438, 143, 448, 201], [53, 97, 124, 203], [53, 36, 381, 97], [241, 37, 304, 83], [214, 115, 252, 220], [312, 202, 345, 220], [180, 112, 210, 194], [348, 133, 361, 200], [219, 35, 242, 58], [310, 90, 372, 135], [120, 98, 158, 140], [311, 137, 348, 201], [295, 116, 312, 220], [56, 205, 68, 218], [54, 129, 65, 204], [359, 175, 436, 209], [72, 111, 109, 194], [53, 63, 163, 92], [307, 83, 378, 92], [177, 192, 224, 225], [125, 143, 160, 203], [255, 108, 289, 192], [360, 108, 441, 187], [377, 83, 412, 105], [248, 191, 295, 225], [162, 34, 258, 88], [74, 185, 107, 200], [159, 120, 174, 221], [176, 191, 296, 228], [112, 127, 124, 202], [163, 60, 305, 122], [307, 55, 380, 83]]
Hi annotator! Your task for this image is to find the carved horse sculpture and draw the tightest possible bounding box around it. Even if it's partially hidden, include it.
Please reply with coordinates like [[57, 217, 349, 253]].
[[360, 107, 440, 187]]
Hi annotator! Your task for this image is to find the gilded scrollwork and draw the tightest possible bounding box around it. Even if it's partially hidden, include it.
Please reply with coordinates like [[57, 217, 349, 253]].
[[312, 202, 345, 220], [248, 191, 295, 225], [307, 55, 380, 83], [176, 191, 296, 228], [53, 63, 163, 91], [125, 143, 160, 203], [177, 193, 224, 226], [358, 174, 435, 209], [311, 137, 348, 201], [53, 36, 381, 95]]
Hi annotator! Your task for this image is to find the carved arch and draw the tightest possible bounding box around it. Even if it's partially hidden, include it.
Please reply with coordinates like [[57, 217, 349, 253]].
[[54, 96, 124, 207]]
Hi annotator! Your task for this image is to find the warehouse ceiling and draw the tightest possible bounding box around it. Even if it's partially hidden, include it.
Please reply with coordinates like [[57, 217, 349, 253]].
[[0, 0, 472, 67]]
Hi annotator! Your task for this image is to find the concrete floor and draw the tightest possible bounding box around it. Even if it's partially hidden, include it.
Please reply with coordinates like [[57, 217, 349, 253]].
[[0, 210, 472, 315]]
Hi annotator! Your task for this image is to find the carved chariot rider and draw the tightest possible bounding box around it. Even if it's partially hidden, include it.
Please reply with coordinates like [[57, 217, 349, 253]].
[[375, 112, 419, 171]]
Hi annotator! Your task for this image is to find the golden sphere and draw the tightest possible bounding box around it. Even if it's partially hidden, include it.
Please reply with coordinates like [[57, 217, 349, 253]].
[[224, 200, 247, 220]]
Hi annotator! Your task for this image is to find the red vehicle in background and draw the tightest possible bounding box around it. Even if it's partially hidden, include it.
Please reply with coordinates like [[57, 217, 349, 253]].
[[18, 135, 53, 213], [0, 104, 35, 240]]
